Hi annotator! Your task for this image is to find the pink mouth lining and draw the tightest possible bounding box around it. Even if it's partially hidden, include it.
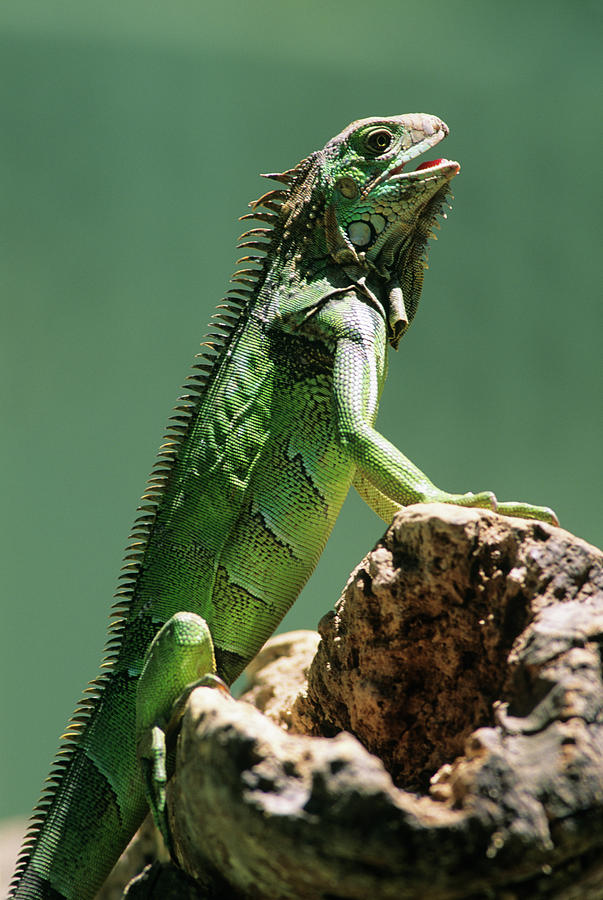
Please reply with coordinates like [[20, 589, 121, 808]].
[[415, 157, 445, 171]]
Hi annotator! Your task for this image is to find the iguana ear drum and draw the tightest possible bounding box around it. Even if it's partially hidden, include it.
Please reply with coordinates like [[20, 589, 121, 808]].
[[347, 212, 388, 249], [335, 176, 358, 199]]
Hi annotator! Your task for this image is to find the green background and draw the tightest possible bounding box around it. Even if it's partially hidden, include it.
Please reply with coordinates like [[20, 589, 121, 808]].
[[1, 1, 601, 820]]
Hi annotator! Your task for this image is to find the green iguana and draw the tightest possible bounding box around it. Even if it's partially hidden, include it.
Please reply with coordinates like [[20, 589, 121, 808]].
[[11, 113, 557, 899]]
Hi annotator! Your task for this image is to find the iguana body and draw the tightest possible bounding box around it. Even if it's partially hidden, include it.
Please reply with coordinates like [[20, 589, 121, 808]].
[[11, 114, 557, 899]]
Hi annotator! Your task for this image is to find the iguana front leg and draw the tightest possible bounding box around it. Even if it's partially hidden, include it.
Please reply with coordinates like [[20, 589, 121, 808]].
[[352, 469, 403, 524], [326, 298, 558, 525], [135, 612, 229, 853]]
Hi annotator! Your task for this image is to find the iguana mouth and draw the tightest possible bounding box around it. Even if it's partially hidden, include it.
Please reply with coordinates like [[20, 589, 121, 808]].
[[362, 120, 459, 195], [388, 157, 460, 180]]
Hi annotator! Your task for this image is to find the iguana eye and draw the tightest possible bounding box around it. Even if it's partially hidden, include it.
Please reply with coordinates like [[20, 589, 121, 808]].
[[365, 128, 393, 155]]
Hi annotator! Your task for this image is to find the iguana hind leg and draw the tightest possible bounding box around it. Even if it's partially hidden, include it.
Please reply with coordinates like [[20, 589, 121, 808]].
[[135, 611, 230, 853]]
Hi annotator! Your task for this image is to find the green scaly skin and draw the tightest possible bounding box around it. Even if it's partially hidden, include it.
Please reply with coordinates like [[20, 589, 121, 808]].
[[11, 114, 557, 900]]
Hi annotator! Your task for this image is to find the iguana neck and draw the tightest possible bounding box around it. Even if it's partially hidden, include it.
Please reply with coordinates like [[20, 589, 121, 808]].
[[241, 165, 453, 351]]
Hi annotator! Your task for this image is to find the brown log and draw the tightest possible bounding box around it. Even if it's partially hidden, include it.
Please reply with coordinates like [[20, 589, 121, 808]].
[[138, 505, 603, 898]]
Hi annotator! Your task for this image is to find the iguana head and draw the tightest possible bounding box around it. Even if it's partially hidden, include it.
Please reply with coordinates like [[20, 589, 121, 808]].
[[250, 114, 459, 348], [321, 114, 459, 346]]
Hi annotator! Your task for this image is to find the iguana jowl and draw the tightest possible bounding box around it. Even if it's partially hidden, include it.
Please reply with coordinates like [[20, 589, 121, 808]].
[[11, 114, 557, 899]]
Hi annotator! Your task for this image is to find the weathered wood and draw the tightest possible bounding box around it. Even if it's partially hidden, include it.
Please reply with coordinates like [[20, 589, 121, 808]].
[[134, 505, 603, 898]]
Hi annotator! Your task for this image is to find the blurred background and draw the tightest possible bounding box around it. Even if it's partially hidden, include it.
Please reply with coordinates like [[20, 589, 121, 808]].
[[1, 0, 601, 822]]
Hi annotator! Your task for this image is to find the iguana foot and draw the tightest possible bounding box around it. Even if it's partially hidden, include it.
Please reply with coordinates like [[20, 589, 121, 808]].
[[448, 490, 498, 510], [434, 491, 558, 525], [138, 725, 173, 855]]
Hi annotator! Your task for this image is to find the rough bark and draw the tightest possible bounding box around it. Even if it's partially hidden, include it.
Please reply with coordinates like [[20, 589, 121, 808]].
[[162, 505, 603, 899], [293, 503, 603, 796], [242, 629, 321, 728]]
